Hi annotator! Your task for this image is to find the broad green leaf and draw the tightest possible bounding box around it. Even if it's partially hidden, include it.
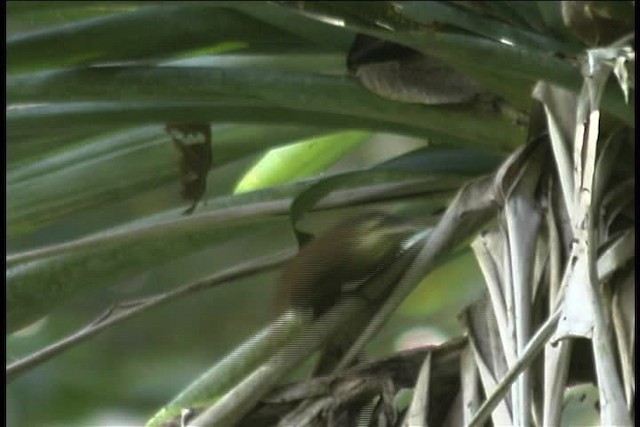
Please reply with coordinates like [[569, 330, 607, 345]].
[[377, 146, 504, 174], [7, 123, 134, 166], [392, 2, 578, 54], [7, 67, 526, 148], [8, 125, 162, 184], [162, 53, 345, 74], [536, 1, 571, 39], [289, 169, 463, 244], [7, 124, 327, 236], [291, 146, 504, 227], [7, 102, 438, 144], [6, 215, 278, 334], [7, 172, 464, 333], [234, 131, 370, 194], [483, 1, 542, 30], [275, 2, 634, 126], [399, 249, 484, 321], [7, 4, 339, 73], [7, 1, 142, 35], [9, 172, 463, 265], [225, 1, 354, 52], [287, 146, 504, 243], [493, 0, 548, 33]]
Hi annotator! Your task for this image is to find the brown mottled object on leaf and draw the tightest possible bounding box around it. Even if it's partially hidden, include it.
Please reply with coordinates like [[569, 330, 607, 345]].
[[165, 123, 213, 215], [347, 34, 486, 105]]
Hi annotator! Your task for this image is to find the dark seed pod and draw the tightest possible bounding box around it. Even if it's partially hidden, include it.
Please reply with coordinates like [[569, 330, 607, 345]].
[[165, 123, 213, 215], [347, 34, 485, 105]]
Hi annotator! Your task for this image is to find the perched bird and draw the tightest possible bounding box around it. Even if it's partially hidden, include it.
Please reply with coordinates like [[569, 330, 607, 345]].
[[275, 212, 420, 374]]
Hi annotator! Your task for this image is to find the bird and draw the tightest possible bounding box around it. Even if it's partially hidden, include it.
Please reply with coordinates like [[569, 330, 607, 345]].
[[274, 211, 420, 375]]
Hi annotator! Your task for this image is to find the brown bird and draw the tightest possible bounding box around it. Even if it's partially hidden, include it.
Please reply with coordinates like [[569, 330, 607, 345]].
[[275, 212, 420, 374]]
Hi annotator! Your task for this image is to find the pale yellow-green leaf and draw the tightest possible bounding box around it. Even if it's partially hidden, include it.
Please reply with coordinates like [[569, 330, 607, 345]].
[[234, 131, 370, 194]]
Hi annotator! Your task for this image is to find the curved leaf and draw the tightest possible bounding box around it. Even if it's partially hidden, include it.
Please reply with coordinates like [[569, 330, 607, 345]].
[[275, 2, 634, 125], [7, 67, 526, 148], [7, 172, 464, 333], [394, 2, 579, 54], [7, 102, 441, 144], [234, 131, 370, 194], [7, 4, 336, 73], [7, 215, 277, 334], [8, 124, 327, 235]]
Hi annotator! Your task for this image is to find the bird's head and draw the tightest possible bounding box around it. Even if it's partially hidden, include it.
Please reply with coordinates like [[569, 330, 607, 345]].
[[347, 212, 421, 259]]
